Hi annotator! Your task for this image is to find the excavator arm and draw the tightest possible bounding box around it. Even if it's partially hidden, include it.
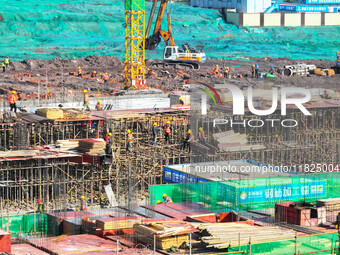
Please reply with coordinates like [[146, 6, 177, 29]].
[[145, 0, 175, 50]]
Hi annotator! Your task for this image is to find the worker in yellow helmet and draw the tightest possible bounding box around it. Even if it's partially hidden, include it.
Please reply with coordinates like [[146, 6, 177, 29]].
[[162, 193, 173, 204], [78, 66, 83, 77], [156, 200, 163, 205], [179, 97, 184, 106], [224, 67, 230, 78], [182, 129, 194, 151], [164, 121, 172, 145], [152, 122, 158, 146], [198, 127, 206, 144], [104, 72, 109, 83], [105, 132, 112, 154], [5, 56, 9, 69], [82, 89, 90, 112], [80, 195, 86, 211], [126, 129, 133, 153], [213, 64, 220, 77], [96, 100, 102, 111], [9, 91, 17, 113], [91, 71, 97, 78]]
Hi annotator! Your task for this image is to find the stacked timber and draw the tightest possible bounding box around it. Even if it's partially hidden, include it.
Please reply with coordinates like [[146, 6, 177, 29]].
[[96, 216, 141, 230], [133, 221, 197, 249], [0, 150, 36, 158], [37, 108, 63, 119], [63, 109, 89, 119], [191, 222, 295, 249], [213, 130, 265, 152], [78, 139, 105, 154], [56, 140, 80, 151]]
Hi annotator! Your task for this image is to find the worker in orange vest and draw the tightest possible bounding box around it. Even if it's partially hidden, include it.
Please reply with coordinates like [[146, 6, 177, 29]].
[[126, 129, 133, 153], [164, 121, 172, 144], [251, 65, 255, 78], [91, 71, 97, 78], [78, 67, 83, 77], [83, 90, 90, 112], [162, 194, 173, 204], [213, 65, 220, 77], [80, 195, 87, 211], [104, 73, 109, 83], [9, 91, 17, 113], [96, 100, 102, 111]]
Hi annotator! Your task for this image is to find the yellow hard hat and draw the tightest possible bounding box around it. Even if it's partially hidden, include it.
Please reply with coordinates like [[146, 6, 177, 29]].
[[227, 67, 229, 69], [80, 195, 85, 199], [154, 122, 157, 126], [162, 193, 167, 198], [105, 73, 108, 75], [108, 132, 112, 136], [156, 200, 162, 204], [147, 68, 150, 70], [216, 65, 219, 67], [188, 129, 192, 134], [78, 67, 81, 69], [127, 129, 131, 133], [83, 89, 87, 93], [97, 100, 100, 102], [253, 64, 255, 67], [94, 71, 96, 73], [179, 97, 182, 100], [166, 121, 170, 124], [199, 127, 203, 131], [275, 134, 279, 138], [12, 91, 16, 94]]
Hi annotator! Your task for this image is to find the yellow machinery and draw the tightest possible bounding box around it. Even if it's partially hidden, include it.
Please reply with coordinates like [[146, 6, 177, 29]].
[[124, 0, 145, 89]]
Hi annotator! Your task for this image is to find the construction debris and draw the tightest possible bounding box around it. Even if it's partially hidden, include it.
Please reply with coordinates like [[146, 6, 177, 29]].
[[37, 108, 63, 119]]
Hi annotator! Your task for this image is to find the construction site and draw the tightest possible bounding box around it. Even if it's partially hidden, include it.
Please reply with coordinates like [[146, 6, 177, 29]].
[[1, 0, 340, 254]]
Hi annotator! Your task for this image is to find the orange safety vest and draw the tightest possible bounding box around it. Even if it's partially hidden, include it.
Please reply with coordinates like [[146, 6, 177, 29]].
[[104, 75, 109, 81], [96, 102, 101, 110], [214, 67, 220, 73], [165, 125, 171, 134], [105, 136, 111, 144], [251, 66, 255, 72], [9, 94, 15, 104], [199, 131, 204, 140], [128, 133, 133, 142], [164, 196, 173, 204], [84, 94, 89, 104], [78, 69, 82, 75]]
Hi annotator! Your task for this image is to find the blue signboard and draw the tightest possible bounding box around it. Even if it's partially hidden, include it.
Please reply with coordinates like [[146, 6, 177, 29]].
[[236, 181, 326, 204], [163, 166, 208, 184], [296, 5, 330, 11], [305, 0, 340, 4]]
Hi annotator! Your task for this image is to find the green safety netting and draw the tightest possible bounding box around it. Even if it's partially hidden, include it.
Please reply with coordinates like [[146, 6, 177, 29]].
[[225, 233, 339, 255], [150, 172, 340, 212], [1, 1, 340, 61], [0, 213, 47, 237]]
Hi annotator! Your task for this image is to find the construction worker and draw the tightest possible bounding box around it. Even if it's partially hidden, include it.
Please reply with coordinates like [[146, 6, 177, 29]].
[[164, 121, 172, 144], [251, 65, 255, 78], [147, 68, 154, 76], [269, 65, 275, 74], [91, 71, 97, 78], [96, 100, 102, 111], [179, 97, 184, 106], [104, 73, 109, 83], [152, 122, 158, 146], [255, 63, 259, 78], [2, 61, 5, 72], [37, 199, 45, 212], [80, 195, 86, 211], [105, 132, 112, 154], [9, 91, 17, 113], [198, 127, 206, 144], [156, 200, 163, 205], [78, 67, 83, 77], [5, 56, 9, 69], [126, 129, 133, 153], [213, 65, 220, 77], [83, 89, 90, 112], [182, 129, 194, 151], [224, 67, 230, 78], [336, 212, 340, 233], [162, 194, 173, 204]]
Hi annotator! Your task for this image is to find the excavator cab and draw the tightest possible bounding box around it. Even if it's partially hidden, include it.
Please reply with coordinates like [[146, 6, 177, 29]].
[[163, 46, 179, 61]]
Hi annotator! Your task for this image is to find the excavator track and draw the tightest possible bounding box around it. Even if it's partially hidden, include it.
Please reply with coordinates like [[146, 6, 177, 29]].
[[151, 61, 200, 70]]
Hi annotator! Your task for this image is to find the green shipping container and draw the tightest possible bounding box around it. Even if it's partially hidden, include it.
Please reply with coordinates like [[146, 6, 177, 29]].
[[125, 0, 145, 11]]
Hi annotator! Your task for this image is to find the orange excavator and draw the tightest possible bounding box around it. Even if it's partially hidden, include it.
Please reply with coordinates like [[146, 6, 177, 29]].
[[145, 0, 206, 69]]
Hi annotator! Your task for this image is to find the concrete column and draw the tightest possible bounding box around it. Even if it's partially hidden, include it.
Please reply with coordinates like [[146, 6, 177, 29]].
[[239, 12, 244, 27], [301, 12, 305, 27], [280, 12, 285, 26], [260, 12, 264, 27]]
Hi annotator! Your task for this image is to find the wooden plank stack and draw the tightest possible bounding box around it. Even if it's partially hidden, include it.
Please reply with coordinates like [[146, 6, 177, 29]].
[[191, 222, 295, 249], [63, 109, 89, 119], [96, 216, 141, 230], [78, 139, 106, 154], [37, 108, 63, 119], [56, 140, 80, 151], [0, 150, 37, 158], [133, 221, 197, 249]]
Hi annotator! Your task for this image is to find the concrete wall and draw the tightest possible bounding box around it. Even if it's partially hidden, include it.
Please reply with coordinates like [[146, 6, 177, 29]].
[[190, 0, 271, 12], [227, 11, 340, 27]]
